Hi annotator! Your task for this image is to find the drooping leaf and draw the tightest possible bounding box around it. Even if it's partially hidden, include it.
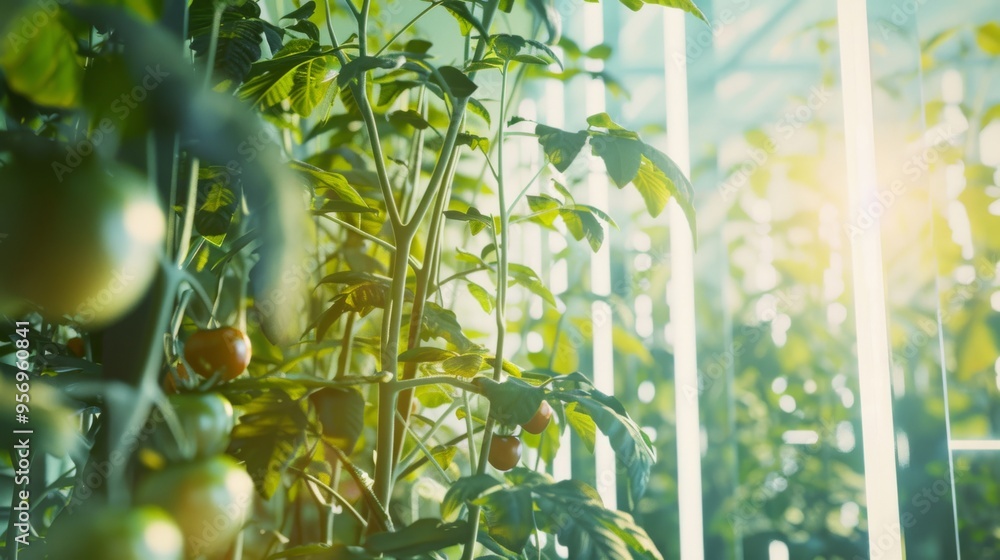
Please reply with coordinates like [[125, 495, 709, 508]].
[[436, 65, 479, 98], [591, 134, 643, 188], [564, 402, 597, 452], [636, 143, 697, 243], [445, 207, 493, 235], [476, 483, 534, 552], [637, 0, 708, 23], [194, 167, 239, 238], [475, 377, 545, 427], [280, 1, 316, 20], [442, 0, 490, 37], [535, 125, 588, 173], [389, 109, 432, 129], [508, 263, 558, 307], [468, 97, 492, 127], [532, 480, 663, 560], [422, 302, 478, 351], [467, 281, 496, 313], [441, 474, 504, 521], [549, 389, 656, 503]]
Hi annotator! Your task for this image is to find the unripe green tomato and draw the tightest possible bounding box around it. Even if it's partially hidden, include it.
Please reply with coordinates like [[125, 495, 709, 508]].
[[0, 157, 164, 326], [136, 455, 254, 559], [43, 506, 183, 560], [148, 393, 235, 462]]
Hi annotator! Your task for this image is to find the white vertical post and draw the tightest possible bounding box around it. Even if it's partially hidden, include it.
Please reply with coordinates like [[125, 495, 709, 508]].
[[582, 1, 618, 510], [835, 1, 902, 558], [664, 10, 705, 560]]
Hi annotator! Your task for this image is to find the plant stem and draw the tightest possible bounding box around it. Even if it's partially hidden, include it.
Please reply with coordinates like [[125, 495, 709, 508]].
[[373, 1, 444, 57], [316, 214, 422, 271], [461, 62, 511, 560]]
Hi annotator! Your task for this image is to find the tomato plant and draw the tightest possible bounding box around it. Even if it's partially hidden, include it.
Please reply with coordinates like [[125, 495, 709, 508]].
[[0, 0, 704, 558]]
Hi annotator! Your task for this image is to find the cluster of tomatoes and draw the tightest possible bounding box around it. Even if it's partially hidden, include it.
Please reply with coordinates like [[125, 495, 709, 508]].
[[487, 400, 553, 472], [48, 327, 255, 560]]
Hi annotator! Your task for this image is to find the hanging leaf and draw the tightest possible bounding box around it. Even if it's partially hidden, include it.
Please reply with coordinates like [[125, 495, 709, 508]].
[[445, 207, 493, 235], [194, 167, 239, 238], [535, 125, 588, 173], [337, 55, 405, 87], [441, 0, 490, 37], [476, 483, 534, 552], [280, 1, 316, 20], [467, 282, 496, 313], [441, 474, 504, 521], [548, 389, 656, 503], [564, 402, 597, 452], [436, 65, 479, 98], [508, 263, 558, 307], [468, 97, 492, 127], [389, 109, 432, 130], [591, 134, 643, 188], [0, 7, 82, 108], [475, 377, 545, 427], [532, 480, 664, 560]]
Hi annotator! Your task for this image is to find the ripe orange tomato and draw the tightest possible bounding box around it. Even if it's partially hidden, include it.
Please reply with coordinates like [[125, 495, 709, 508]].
[[183, 327, 252, 381], [521, 400, 553, 435], [488, 434, 522, 471]]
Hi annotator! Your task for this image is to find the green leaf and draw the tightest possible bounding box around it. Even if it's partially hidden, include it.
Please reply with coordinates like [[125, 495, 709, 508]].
[[288, 54, 338, 116], [513, 53, 552, 65], [441, 474, 504, 521], [467, 282, 496, 314], [437, 65, 479, 98], [535, 125, 588, 173], [508, 263, 558, 307], [976, 22, 1000, 55], [389, 109, 431, 129], [533, 480, 663, 559], [586, 112, 627, 131], [337, 55, 405, 87], [591, 134, 643, 188], [643, 0, 707, 21], [492, 34, 527, 60], [194, 167, 239, 237], [475, 377, 545, 426], [286, 19, 320, 41], [549, 389, 656, 503], [422, 302, 477, 351], [526, 194, 562, 227], [477, 484, 534, 552], [564, 402, 597, 453], [442, 0, 490, 37], [280, 1, 316, 20], [365, 519, 468, 557], [291, 160, 372, 213], [398, 346, 458, 363], [585, 44, 613, 60], [445, 207, 493, 235], [637, 143, 697, 243], [560, 208, 605, 252], [0, 8, 82, 108], [442, 353, 486, 377], [468, 97, 492, 127]]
